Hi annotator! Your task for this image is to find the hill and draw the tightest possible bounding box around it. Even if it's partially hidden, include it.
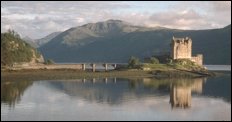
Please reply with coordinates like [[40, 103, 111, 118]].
[[35, 32, 61, 47], [39, 20, 231, 64], [1, 30, 44, 67], [23, 32, 61, 48], [22, 36, 39, 48]]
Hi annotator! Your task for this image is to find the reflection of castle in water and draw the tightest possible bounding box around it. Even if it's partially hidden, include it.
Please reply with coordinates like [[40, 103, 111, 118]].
[[3, 76, 230, 109], [170, 78, 205, 109], [47, 77, 206, 107]]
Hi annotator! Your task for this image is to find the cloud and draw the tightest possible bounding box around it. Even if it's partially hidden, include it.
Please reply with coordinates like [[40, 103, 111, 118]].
[[211, 1, 231, 12], [148, 9, 210, 29], [2, 24, 12, 31], [1, 1, 231, 39], [2, 14, 36, 20]]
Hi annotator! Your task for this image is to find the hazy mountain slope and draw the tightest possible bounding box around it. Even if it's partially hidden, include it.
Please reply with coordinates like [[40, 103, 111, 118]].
[[22, 36, 39, 48], [35, 32, 61, 47], [22, 32, 61, 48]]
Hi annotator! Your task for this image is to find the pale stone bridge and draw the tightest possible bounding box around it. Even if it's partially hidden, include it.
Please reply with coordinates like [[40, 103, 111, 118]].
[[10, 62, 128, 71], [53, 63, 128, 72]]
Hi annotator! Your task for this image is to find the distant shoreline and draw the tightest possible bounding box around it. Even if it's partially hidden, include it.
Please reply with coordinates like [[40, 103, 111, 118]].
[[204, 65, 231, 71]]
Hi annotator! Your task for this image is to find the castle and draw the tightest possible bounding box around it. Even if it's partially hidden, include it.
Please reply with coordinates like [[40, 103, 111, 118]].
[[170, 36, 203, 65]]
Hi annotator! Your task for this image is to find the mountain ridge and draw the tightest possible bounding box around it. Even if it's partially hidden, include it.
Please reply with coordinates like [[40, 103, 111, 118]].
[[39, 20, 231, 64], [23, 32, 61, 48]]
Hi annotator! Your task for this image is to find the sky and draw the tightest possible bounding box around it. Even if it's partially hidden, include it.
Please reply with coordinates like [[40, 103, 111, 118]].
[[1, 1, 231, 39]]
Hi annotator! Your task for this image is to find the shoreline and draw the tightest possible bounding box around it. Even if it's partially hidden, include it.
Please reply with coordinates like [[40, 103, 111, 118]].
[[1, 68, 220, 82]]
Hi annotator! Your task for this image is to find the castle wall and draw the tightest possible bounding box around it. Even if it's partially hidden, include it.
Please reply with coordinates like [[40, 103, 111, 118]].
[[175, 42, 191, 59], [171, 37, 192, 59], [191, 54, 203, 66]]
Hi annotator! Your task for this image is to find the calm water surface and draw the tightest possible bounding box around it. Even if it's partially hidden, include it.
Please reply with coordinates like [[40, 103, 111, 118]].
[[204, 65, 231, 71], [1, 72, 231, 121]]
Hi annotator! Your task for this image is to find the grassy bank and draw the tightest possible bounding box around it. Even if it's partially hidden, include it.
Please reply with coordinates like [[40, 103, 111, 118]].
[[1, 67, 215, 82], [1, 59, 215, 82], [1, 69, 153, 82]]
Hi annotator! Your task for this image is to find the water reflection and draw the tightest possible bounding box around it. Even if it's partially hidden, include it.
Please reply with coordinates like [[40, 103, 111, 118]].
[[169, 78, 205, 108], [142, 78, 205, 108], [1, 81, 33, 107], [1, 76, 230, 108], [1, 76, 231, 121], [42, 77, 221, 108]]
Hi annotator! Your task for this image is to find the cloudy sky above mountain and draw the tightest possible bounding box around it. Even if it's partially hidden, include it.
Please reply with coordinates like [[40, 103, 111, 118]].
[[1, 1, 231, 39]]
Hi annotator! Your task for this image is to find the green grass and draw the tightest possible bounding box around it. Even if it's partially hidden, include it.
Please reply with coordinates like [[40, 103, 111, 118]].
[[1, 69, 153, 82], [142, 63, 172, 70], [167, 59, 206, 71]]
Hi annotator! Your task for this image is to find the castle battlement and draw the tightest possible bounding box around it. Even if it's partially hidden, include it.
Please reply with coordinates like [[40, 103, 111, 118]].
[[172, 37, 192, 44]]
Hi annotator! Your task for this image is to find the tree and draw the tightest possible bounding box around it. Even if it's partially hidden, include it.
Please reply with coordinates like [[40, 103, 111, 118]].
[[1, 30, 35, 66], [44, 59, 55, 65], [7, 29, 20, 39], [128, 56, 140, 68], [150, 57, 159, 64]]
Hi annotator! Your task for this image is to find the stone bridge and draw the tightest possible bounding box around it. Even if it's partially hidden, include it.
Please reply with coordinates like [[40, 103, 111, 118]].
[[52, 62, 127, 72], [62, 63, 127, 72], [11, 63, 127, 72]]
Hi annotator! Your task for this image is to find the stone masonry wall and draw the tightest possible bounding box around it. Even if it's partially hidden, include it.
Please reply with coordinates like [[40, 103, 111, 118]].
[[191, 54, 203, 66], [171, 37, 192, 59]]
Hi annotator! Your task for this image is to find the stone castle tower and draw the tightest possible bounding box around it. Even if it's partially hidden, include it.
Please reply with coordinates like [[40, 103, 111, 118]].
[[171, 37, 192, 59], [170, 37, 203, 65]]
